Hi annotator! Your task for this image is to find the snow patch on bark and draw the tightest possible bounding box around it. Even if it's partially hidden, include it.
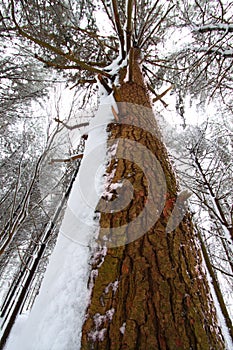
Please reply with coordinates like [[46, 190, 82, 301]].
[[87, 308, 115, 343], [105, 279, 119, 294], [120, 322, 126, 335]]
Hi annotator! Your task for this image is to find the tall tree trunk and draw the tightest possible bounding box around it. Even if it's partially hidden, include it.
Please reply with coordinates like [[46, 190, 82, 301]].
[[81, 49, 225, 349]]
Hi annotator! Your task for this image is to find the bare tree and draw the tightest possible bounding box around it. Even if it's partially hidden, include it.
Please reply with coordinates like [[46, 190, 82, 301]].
[[163, 116, 233, 335], [165, 0, 233, 116]]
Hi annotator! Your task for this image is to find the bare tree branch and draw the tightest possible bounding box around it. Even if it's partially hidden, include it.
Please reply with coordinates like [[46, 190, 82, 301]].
[[50, 154, 83, 163], [152, 85, 173, 103], [137, 0, 160, 46], [197, 24, 233, 33], [140, 4, 175, 48], [54, 118, 89, 130]]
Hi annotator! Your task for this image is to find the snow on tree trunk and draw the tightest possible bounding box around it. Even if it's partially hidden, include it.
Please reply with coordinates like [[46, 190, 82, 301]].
[[80, 49, 225, 349]]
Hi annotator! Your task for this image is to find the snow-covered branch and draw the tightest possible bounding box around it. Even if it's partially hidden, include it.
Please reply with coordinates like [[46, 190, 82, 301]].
[[194, 47, 233, 58], [197, 24, 233, 33]]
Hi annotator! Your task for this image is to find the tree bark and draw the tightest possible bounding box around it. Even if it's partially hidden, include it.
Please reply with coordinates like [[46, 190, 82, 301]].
[[81, 49, 225, 349]]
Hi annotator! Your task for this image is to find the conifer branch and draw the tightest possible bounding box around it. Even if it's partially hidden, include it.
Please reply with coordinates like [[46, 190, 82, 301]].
[[140, 5, 175, 48], [137, 0, 160, 47], [34, 55, 80, 70], [10, 0, 111, 78]]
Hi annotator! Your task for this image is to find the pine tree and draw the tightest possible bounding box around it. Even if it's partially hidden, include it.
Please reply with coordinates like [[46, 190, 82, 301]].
[[80, 47, 225, 350], [1, 0, 230, 348]]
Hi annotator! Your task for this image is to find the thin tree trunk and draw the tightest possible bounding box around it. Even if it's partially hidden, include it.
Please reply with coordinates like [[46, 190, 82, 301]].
[[0, 163, 80, 350], [197, 229, 233, 342], [81, 49, 225, 349]]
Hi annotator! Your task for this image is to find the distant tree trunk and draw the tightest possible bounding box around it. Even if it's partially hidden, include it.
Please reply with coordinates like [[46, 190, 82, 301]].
[[81, 49, 225, 349]]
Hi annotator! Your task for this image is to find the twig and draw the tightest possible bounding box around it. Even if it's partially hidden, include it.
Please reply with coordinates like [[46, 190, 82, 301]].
[[34, 55, 80, 69], [140, 5, 175, 49], [111, 106, 119, 122], [152, 85, 173, 103], [50, 154, 83, 163], [70, 78, 97, 90], [147, 83, 168, 107], [137, 0, 160, 46], [54, 118, 89, 130]]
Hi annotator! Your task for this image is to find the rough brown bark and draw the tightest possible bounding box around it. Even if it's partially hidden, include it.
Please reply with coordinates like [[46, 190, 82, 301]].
[[81, 49, 225, 350]]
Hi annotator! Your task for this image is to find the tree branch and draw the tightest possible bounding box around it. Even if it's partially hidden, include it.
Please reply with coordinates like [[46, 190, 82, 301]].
[[70, 78, 97, 90], [97, 74, 113, 94], [126, 0, 133, 53], [111, 106, 119, 122], [0, 153, 44, 255], [140, 5, 175, 49], [128, 47, 134, 82], [210, 264, 233, 278], [137, 0, 160, 46], [10, 0, 111, 78], [50, 154, 83, 163], [197, 24, 233, 33], [100, 0, 117, 32], [54, 118, 89, 130], [111, 0, 125, 58], [34, 54, 80, 69], [146, 83, 168, 107], [153, 85, 173, 103]]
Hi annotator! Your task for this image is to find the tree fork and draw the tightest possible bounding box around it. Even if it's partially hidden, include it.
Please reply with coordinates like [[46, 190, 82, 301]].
[[81, 49, 225, 349]]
